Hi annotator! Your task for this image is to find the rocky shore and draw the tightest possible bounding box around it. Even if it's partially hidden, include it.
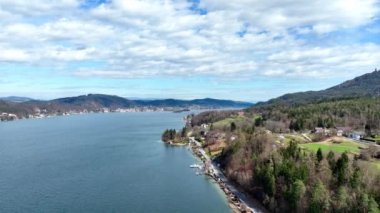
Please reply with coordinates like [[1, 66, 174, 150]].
[[186, 137, 266, 213]]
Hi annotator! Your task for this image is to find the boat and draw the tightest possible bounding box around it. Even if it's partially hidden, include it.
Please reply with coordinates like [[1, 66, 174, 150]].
[[190, 164, 204, 169]]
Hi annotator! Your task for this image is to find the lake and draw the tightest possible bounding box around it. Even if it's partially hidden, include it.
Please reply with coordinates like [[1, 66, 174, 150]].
[[0, 112, 231, 212]]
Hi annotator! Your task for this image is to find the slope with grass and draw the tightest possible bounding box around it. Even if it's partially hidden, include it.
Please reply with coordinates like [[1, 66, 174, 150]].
[[299, 139, 367, 154]]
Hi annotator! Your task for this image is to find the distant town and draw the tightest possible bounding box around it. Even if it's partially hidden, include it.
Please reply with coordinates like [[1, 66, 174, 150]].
[[1, 106, 200, 122], [0, 94, 252, 122]]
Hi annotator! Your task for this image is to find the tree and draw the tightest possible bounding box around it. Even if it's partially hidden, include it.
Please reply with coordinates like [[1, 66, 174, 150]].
[[230, 122, 237, 132], [327, 151, 336, 170], [350, 168, 360, 188], [283, 140, 299, 159], [365, 123, 372, 136], [255, 116, 263, 127], [334, 152, 349, 185], [359, 193, 370, 212], [309, 180, 330, 213], [256, 163, 276, 196], [161, 129, 177, 142], [316, 159, 333, 186], [289, 179, 306, 209], [316, 148, 323, 163], [209, 123, 214, 131], [368, 196, 380, 213], [181, 127, 187, 137], [334, 186, 349, 211]]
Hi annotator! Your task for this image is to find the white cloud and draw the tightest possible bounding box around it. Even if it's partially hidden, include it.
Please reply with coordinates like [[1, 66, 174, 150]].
[[313, 24, 335, 34], [200, 0, 379, 32], [0, 0, 379, 80], [0, 48, 31, 62], [0, 0, 78, 16], [264, 44, 380, 78]]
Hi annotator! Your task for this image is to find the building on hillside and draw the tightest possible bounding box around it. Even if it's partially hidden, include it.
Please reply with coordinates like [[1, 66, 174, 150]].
[[0, 113, 18, 121], [201, 123, 209, 130], [314, 127, 331, 136], [314, 127, 324, 134], [350, 131, 365, 140], [336, 127, 352, 137], [200, 124, 210, 136]]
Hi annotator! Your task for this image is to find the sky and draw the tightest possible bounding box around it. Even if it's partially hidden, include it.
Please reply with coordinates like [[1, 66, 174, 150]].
[[0, 0, 380, 102]]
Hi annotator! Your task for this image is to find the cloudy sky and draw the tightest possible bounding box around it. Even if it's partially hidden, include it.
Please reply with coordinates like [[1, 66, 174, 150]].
[[1, 0, 380, 101]]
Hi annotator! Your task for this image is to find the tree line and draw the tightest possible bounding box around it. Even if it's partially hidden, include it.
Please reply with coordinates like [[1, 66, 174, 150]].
[[217, 129, 380, 212], [249, 97, 380, 134]]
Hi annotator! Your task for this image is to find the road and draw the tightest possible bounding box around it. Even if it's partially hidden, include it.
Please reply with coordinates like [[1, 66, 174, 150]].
[[189, 137, 267, 213], [342, 136, 380, 147]]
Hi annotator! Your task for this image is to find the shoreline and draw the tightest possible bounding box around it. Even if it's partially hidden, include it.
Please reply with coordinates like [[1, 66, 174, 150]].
[[0, 110, 166, 123], [169, 137, 268, 213], [0, 106, 241, 123], [0, 110, 196, 124]]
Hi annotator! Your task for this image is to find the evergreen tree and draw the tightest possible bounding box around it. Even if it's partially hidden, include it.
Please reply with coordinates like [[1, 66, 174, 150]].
[[316, 148, 323, 163], [255, 117, 263, 127], [350, 168, 360, 188], [368, 196, 380, 213], [358, 193, 370, 212], [309, 180, 330, 213], [230, 122, 236, 132], [334, 152, 349, 185], [181, 127, 187, 137], [335, 186, 349, 211], [289, 179, 306, 209], [327, 151, 336, 170]]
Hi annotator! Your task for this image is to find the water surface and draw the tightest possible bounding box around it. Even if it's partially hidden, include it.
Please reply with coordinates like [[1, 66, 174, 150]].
[[0, 112, 230, 212]]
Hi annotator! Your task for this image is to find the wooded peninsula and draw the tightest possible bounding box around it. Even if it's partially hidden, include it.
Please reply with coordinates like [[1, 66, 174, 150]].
[[163, 70, 380, 213]]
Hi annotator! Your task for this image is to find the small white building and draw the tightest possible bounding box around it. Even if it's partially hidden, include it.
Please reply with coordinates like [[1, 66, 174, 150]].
[[314, 127, 331, 135], [350, 131, 364, 140], [336, 127, 352, 137], [201, 123, 209, 129]]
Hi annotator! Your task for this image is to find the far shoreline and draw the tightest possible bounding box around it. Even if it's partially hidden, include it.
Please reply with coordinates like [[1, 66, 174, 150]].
[[0, 107, 242, 124]]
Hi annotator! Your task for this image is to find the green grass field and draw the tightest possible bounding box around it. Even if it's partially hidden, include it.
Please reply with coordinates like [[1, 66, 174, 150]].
[[212, 116, 256, 129], [299, 140, 367, 154]]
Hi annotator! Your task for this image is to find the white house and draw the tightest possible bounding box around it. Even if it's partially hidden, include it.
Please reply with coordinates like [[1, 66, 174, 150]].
[[350, 131, 364, 140], [201, 123, 209, 129], [337, 130, 344, 137]]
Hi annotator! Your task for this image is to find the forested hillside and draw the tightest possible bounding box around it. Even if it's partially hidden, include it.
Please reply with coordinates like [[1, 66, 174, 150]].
[[256, 70, 380, 106], [182, 70, 380, 212], [249, 97, 380, 133], [217, 130, 380, 212]]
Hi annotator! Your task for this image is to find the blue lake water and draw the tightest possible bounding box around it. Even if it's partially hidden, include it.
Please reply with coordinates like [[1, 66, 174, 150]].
[[0, 112, 231, 212]]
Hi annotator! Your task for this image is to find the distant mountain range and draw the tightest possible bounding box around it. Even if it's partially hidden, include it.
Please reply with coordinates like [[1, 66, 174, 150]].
[[256, 70, 380, 106], [48, 94, 252, 109], [0, 94, 252, 119]]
